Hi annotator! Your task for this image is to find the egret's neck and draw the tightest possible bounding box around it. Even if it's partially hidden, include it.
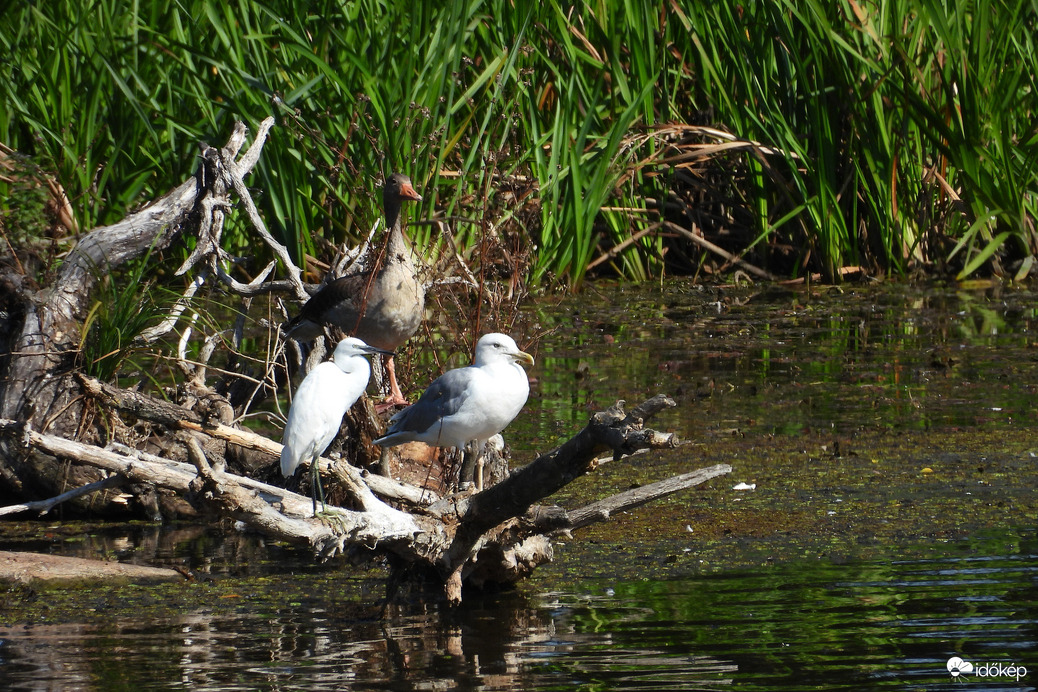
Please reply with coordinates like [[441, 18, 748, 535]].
[[335, 355, 371, 378]]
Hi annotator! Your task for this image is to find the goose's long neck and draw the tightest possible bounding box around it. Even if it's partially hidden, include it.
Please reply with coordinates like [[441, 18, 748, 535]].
[[385, 197, 413, 261]]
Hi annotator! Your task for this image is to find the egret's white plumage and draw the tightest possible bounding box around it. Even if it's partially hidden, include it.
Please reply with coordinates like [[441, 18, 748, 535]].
[[281, 337, 389, 511], [373, 333, 534, 488]]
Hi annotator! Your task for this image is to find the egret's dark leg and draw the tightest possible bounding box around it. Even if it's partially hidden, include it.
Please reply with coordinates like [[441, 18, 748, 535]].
[[311, 457, 327, 515]]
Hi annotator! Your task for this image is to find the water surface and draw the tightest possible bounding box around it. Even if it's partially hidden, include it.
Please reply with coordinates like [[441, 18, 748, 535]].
[[2, 280, 1036, 691]]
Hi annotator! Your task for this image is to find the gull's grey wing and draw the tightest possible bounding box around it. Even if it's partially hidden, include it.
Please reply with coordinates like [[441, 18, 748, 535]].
[[386, 367, 472, 435]]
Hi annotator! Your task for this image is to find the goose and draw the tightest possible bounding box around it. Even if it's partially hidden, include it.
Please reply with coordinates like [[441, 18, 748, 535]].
[[287, 173, 423, 406]]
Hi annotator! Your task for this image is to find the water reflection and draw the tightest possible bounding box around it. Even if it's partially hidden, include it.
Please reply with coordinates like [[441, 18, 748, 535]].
[[531, 536, 1038, 691], [0, 590, 733, 691], [0, 522, 306, 579], [2, 532, 1035, 690], [4, 282, 1038, 690], [520, 281, 1038, 448]]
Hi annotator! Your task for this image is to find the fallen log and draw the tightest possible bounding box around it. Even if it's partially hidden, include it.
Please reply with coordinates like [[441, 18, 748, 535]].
[[0, 119, 731, 604], [0, 395, 732, 603], [0, 551, 185, 586]]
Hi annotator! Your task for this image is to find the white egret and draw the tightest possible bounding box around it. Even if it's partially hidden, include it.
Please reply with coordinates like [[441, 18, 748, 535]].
[[281, 337, 391, 513], [373, 333, 534, 490]]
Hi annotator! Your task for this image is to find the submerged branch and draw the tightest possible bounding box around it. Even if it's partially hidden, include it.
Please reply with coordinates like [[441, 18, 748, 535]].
[[663, 221, 777, 281]]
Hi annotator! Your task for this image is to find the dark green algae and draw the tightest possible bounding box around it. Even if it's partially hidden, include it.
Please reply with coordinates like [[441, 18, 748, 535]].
[[527, 425, 1038, 593], [5, 424, 1034, 626], [4, 279, 1038, 623]]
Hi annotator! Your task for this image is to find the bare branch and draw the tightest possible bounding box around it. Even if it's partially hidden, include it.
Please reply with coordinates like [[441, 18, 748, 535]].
[[77, 375, 435, 505], [436, 396, 682, 531], [0, 475, 126, 517], [220, 138, 308, 302], [0, 391, 732, 603], [663, 221, 777, 281], [564, 464, 732, 530]]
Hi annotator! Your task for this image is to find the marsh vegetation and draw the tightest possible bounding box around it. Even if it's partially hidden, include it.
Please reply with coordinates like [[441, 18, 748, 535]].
[[0, 0, 1035, 607], [2, 0, 1035, 291]]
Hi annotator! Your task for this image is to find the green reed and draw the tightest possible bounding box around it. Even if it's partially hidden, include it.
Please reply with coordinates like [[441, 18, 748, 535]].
[[1, 0, 1034, 290]]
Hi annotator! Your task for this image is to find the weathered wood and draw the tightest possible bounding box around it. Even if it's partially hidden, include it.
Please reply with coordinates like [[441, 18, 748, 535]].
[[79, 375, 436, 506], [436, 396, 681, 530], [424, 396, 702, 602], [0, 551, 184, 585], [0, 418, 413, 521], [0, 118, 281, 502], [0, 475, 126, 517], [79, 375, 205, 427], [0, 393, 731, 604], [564, 464, 733, 530], [0, 118, 733, 605]]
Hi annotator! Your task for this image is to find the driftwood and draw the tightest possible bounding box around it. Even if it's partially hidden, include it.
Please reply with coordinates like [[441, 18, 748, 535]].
[[0, 551, 184, 585], [0, 119, 732, 603], [0, 395, 730, 603], [0, 118, 282, 502]]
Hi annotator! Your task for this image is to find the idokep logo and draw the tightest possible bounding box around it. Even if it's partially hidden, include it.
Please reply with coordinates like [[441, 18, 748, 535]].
[[947, 656, 1028, 681], [947, 657, 974, 678]]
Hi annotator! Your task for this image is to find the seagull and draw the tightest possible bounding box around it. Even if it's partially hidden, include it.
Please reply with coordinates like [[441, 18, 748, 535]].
[[373, 333, 534, 490], [286, 173, 424, 407], [280, 337, 391, 513]]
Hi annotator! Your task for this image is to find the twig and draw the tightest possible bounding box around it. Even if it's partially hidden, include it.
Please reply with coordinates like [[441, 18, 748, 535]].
[[564, 464, 732, 530], [176, 312, 199, 376], [137, 271, 207, 344], [587, 222, 661, 271], [332, 218, 381, 277], [213, 260, 297, 296], [0, 475, 125, 517], [663, 220, 777, 281], [220, 128, 308, 302]]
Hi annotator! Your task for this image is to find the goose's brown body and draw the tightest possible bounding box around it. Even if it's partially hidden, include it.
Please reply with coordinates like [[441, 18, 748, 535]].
[[287, 173, 423, 404]]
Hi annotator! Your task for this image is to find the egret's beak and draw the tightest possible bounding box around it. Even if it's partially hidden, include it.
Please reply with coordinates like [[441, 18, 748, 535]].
[[512, 349, 535, 368], [363, 345, 395, 357]]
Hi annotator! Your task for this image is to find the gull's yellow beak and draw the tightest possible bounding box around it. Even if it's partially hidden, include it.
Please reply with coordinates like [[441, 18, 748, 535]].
[[512, 349, 535, 368]]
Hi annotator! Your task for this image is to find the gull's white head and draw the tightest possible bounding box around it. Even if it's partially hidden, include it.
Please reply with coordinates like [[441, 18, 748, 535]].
[[473, 333, 535, 368]]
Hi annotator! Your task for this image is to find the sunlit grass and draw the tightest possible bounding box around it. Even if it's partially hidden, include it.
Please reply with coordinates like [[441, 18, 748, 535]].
[[1, 0, 1034, 291], [79, 253, 165, 384]]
